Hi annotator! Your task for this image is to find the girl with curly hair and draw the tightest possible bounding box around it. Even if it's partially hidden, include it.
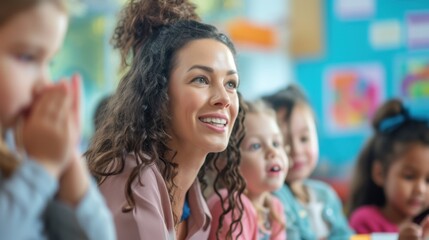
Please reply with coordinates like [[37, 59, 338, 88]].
[[86, 0, 246, 239], [208, 100, 288, 240]]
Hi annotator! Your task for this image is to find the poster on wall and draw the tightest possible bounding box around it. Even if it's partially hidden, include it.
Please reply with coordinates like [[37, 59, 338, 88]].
[[323, 63, 385, 135], [334, 0, 375, 20], [406, 11, 429, 50], [369, 20, 402, 50], [191, 0, 244, 23], [394, 53, 429, 113]]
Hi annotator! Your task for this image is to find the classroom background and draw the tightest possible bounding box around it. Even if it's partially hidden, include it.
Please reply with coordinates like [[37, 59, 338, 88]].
[[52, 0, 429, 203]]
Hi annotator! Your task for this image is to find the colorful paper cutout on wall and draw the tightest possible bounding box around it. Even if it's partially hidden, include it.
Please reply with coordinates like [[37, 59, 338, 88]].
[[226, 19, 278, 48], [324, 64, 385, 134], [395, 55, 429, 103], [369, 20, 402, 50], [406, 11, 429, 50], [334, 0, 375, 20]]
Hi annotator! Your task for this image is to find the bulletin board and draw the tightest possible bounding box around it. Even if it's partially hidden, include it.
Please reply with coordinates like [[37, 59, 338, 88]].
[[324, 63, 385, 134], [295, 0, 429, 185], [289, 0, 324, 58]]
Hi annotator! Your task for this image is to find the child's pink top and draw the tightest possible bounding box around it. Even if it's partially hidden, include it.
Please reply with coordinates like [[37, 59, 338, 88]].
[[349, 205, 398, 234], [208, 189, 286, 240], [100, 154, 211, 240]]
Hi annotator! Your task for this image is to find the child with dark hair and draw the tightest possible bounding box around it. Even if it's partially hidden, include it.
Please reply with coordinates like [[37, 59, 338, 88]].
[[348, 99, 429, 239], [264, 84, 353, 240], [85, 0, 246, 239]]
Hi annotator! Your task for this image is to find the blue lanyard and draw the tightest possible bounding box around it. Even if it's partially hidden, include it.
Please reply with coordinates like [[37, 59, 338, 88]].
[[180, 198, 191, 222]]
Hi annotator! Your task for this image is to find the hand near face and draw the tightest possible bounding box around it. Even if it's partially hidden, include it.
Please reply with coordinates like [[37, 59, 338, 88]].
[[19, 76, 81, 178], [70, 74, 81, 135], [421, 216, 429, 239], [399, 222, 421, 240], [57, 150, 89, 207], [398, 217, 429, 240]]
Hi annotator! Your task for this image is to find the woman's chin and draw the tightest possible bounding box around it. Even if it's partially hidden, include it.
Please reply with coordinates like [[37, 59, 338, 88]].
[[206, 143, 228, 154]]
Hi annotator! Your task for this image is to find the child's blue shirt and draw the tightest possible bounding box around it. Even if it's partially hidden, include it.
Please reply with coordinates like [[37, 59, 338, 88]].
[[0, 130, 116, 240], [274, 179, 354, 240]]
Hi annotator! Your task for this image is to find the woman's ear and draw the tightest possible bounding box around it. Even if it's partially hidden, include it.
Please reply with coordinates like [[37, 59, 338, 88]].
[[372, 160, 384, 187]]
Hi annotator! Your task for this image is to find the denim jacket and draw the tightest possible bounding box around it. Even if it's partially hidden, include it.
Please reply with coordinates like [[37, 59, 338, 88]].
[[0, 130, 116, 240], [274, 179, 353, 240]]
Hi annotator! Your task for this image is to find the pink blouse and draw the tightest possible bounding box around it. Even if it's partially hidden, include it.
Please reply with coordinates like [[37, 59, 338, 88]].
[[100, 155, 211, 240]]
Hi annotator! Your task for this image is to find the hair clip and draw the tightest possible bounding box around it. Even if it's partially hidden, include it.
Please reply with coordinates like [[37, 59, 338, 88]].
[[378, 105, 429, 133], [378, 115, 406, 133]]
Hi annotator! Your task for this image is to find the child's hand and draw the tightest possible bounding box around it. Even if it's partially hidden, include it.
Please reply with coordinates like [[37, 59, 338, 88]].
[[399, 222, 422, 240], [421, 216, 429, 239], [70, 74, 82, 135], [399, 217, 429, 240], [57, 151, 89, 207], [56, 75, 87, 207], [20, 77, 80, 178]]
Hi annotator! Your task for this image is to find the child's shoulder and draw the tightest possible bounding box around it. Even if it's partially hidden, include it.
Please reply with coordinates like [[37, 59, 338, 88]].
[[270, 194, 285, 213], [207, 189, 253, 210], [349, 205, 398, 234], [274, 180, 335, 201], [350, 205, 381, 220], [207, 190, 259, 240], [305, 179, 336, 194]]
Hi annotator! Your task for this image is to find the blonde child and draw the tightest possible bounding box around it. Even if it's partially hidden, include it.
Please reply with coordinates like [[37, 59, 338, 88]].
[[0, 1, 114, 239], [264, 85, 353, 239], [348, 99, 429, 240], [208, 100, 288, 240]]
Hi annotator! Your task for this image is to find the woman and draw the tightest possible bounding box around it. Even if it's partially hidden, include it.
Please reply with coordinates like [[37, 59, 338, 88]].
[[86, 0, 246, 239]]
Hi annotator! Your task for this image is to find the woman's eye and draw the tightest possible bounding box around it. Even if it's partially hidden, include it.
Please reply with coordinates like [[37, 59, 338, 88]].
[[192, 76, 209, 85], [225, 81, 237, 90]]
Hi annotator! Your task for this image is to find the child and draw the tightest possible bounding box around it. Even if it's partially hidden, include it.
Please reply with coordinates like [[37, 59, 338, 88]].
[[348, 99, 429, 239], [264, 85, 353, 239], [85, 0, 246, 239], [208, 100, 288, 240], [0, 1, 115, 239]]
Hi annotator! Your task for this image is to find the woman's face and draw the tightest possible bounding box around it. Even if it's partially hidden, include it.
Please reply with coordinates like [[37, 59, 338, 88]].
[[167, 39, 239, 155]]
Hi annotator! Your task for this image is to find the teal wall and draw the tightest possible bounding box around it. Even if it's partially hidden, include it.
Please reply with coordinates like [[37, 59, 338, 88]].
[[295, 0, 429, 179]]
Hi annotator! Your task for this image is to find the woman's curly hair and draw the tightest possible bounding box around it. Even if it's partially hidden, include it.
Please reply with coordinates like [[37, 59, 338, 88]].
[[112, 0, 200, 69], [86, 0, 245, 238]]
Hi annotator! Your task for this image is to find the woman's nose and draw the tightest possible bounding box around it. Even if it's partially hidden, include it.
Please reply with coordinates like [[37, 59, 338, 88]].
[[210, 83, 230, 108]]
